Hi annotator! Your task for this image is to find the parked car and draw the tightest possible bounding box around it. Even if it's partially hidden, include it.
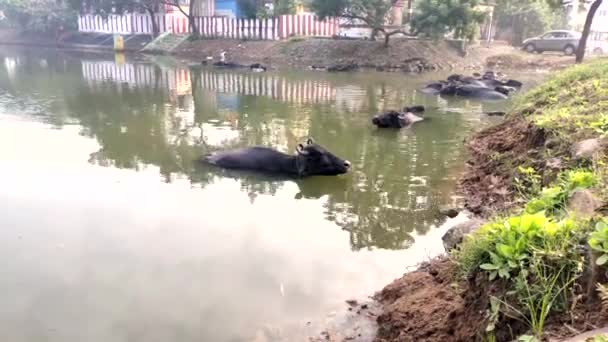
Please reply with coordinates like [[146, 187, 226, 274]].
[[588, 31, 608, 55], [522, 30, 581, 55]]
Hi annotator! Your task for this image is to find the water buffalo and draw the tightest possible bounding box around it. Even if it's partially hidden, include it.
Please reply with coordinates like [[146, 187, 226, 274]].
[[213, 61, 245, 68], [443, 84, 508, 100], [372, 106, 425, 128], [250, 63, 267, 72], [420, 82, 447, 94], [422, 71, 522, 100], [202, 139, 351, 177]]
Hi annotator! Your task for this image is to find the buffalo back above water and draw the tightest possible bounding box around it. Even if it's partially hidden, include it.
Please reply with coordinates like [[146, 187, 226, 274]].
[[203, 139, 350, 177]]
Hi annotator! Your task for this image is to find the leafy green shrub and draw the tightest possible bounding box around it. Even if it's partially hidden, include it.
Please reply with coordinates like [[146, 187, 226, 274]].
[[589, 219, 608, 265], [475, 213, 581, 280], [524, 169, 596, 216], [455, 211, 585, 339], [586, 334, 608, 342]]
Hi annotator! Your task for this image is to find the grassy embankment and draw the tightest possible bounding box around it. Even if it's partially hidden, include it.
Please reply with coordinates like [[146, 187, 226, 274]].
[[454, 59, 608, 341]]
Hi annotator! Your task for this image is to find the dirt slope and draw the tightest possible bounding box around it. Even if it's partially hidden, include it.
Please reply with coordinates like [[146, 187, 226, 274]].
[[173, 37, 574, 71]]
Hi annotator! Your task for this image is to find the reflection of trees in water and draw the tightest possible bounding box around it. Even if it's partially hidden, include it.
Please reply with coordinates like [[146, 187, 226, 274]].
[[0, 51, 83, 127], [2, 57, 477, 250]]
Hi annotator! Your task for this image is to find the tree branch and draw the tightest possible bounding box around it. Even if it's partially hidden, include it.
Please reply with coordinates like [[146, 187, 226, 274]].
[[159, 0, 189, 18]]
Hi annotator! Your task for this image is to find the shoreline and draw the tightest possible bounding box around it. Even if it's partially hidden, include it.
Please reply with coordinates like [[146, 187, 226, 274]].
[[0, 29, 576, 73]]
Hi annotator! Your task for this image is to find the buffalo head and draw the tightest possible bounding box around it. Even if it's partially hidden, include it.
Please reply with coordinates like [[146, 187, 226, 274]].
[[295, 138, 351, 176], [371, 110, 409, 128]]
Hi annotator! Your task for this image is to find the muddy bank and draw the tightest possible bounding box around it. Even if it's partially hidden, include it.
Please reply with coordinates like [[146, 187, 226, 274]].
[[374, 257, 608, 342], [173, 38, 573, 72], [460, 116, 547, 217]]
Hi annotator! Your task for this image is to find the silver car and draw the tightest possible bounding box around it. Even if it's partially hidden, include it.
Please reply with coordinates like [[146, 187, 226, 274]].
[[522, 30, 581, 55]]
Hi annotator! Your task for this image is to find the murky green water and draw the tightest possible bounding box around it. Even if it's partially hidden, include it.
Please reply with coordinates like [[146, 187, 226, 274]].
[[0, 48, 542, 342]]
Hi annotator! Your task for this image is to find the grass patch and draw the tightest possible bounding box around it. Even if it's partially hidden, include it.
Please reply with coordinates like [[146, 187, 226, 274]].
[[513, 59, 608, 143]]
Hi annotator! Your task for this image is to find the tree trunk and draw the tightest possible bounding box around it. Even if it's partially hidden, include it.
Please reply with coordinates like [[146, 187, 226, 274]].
[[576, 0, 602, 63], [146, 8, 159, 37], [189, 0, 199, 37], [189, 15, 199, 36], [406, 0, 413, 22], [370, 27, 379, 41]]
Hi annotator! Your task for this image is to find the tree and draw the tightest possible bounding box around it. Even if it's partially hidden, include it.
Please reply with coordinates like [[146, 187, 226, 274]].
[[68, 0, 161, 36], [493, 0, 568, 46], [410, 0, 486, 41], [68, 0, 200, 37], [0, 0, 77, 33], [311, 0, 412, 47], [576, 0, 603, 63]]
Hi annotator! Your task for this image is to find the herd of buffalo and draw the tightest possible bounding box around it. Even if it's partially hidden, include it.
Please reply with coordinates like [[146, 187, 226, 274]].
[[201, 71, 523, 178]]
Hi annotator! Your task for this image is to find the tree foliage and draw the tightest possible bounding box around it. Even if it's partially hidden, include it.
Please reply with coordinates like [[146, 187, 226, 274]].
[[494, 0, 568, 45], [410, 0, 485, 41], [67, 0, 199, 36], [311, 0, 410, 46], [0, 0, 77, 32]]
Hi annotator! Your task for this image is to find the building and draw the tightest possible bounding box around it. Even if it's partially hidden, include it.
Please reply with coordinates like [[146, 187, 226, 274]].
[[565, 0, 608, 32]]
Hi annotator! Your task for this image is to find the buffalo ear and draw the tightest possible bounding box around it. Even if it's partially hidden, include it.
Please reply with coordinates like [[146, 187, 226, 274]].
[[307, 138, 314, 145], [296, 144, 309, 155]]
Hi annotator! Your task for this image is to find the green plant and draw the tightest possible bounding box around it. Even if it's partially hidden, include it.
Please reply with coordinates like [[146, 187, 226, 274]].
[[455, 209, 585, 338], [485, 296, 501, 342], [589, 219, 608, 265], [598, 283, 608, 307], [514, 166, 542, 200], [564, 169, 597, 190], [452, 227, 494, 277], [589, 114, 608, 136], [475, 213, 574, 280], [490, 257, 580, 340], [524, 169, 596, 216], [515, 259, 579, 337], [586, 334, 608, 342]]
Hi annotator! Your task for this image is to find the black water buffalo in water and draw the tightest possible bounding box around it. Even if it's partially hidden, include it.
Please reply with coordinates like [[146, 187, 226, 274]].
[[422, 72, 522, 100], [440, 84, 509, 100], [371, 106, 425, 128], [202, 139, 351, 177]]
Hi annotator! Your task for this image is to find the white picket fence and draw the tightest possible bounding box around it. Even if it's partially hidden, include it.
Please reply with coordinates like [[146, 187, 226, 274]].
[[78, 13, 172, 35], [77, 13, 338, 40], [195, 17, 279, 40]]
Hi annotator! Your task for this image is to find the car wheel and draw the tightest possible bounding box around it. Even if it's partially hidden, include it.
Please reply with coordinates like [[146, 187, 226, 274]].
[[594, 47, 604, 55], [564, 45, 575, 56], [525, 43, 536, 53]]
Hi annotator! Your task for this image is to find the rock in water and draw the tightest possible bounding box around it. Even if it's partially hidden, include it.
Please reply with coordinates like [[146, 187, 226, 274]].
[[442, 218, 485, 252], [439, 206, 460, 218]]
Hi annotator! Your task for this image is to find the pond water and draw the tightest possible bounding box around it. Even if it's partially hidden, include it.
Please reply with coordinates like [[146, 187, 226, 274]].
[[0, 48, 542, 342]]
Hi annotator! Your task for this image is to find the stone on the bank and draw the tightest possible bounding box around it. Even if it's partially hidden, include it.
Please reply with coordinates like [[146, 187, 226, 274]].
[[442, 218, 485, 252], [567, 189, 602, 219], [571, 138, 606, 160], [439, 206, 460, 218]]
